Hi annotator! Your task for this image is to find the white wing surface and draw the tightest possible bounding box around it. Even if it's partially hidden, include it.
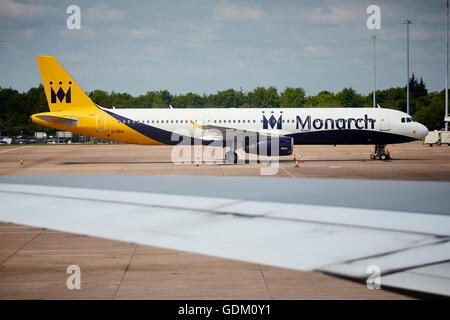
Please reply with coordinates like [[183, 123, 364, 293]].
[[0, 179, 449, 297]]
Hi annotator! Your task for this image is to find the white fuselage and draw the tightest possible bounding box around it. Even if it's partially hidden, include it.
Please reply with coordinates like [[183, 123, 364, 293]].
[[102, 107, 428, 145]]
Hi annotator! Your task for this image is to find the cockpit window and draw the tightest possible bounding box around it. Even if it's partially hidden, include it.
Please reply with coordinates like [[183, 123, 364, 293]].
[[401, 117, 416, 123]]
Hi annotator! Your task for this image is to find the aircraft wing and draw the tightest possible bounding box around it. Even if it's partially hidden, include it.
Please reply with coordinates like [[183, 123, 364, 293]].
[[190, 120, 288, 140], [0, 178, 449, 297]]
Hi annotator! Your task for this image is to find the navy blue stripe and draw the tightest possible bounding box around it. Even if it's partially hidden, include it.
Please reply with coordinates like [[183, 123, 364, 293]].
[[102, 109, 214, 145], [287, 129, 416, 145]]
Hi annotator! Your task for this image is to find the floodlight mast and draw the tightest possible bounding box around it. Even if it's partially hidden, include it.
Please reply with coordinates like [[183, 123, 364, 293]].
[[403, 19, 413, 115], [370, 35, 379, 108], [446, 0, 449, 131]]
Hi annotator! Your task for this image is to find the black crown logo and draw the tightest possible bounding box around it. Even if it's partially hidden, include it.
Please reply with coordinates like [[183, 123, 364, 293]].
[[50, 81, 71, 103]]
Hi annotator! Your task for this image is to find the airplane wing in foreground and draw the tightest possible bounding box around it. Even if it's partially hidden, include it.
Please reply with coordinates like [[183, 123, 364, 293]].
[[0, 177, 449, 297]]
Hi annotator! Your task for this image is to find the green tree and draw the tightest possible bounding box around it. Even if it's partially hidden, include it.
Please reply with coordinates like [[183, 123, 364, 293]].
[[305, 90, 341, 108], [207, 88, 245, 108], [336, 87, 364, 108], [413, 91, 445, 130], [247, 86, 279, 108], [409, 73, 428, 99], [88, 90, 111, 107], [173, 92, 204, 108], [158, 90, 174, 107], [280, 87, 306, 108]]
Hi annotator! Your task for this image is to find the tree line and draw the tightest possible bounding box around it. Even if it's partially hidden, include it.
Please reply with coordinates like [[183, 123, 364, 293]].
[[0, 73, 446, 136]]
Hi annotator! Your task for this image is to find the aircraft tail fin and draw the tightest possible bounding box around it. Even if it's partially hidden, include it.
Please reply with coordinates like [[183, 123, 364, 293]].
[[36, 56, 97, 112]]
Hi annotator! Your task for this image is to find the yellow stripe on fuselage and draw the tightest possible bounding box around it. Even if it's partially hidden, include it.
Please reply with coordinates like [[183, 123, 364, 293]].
[[32, 109, 164, 145]]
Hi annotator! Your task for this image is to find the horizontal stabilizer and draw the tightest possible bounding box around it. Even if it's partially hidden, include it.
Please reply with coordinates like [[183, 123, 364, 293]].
[[34, 115, 78, 126]]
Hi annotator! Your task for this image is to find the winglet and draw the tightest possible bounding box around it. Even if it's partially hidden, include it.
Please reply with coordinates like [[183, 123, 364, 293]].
[[190, 120, 201, 131]]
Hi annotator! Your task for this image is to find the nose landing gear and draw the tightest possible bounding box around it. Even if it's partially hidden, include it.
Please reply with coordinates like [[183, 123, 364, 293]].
[[370, 144, 390, 160]]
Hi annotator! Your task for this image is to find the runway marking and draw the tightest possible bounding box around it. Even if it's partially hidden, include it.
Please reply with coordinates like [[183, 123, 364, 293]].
[[114, 244, 138, 299], [0, 232, 44, 234], [329, 166, 343, 168], [0, 146, 29, 154], [0, 226, 35, 229], [279, 165, 296, 178], [0, 231, 42, 234]]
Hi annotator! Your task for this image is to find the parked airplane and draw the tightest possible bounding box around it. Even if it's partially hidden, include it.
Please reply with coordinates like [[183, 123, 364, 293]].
[[31, 56, 428, 162]]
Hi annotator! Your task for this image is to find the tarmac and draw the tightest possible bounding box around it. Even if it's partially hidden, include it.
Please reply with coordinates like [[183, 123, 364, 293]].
[[0, 141, 449, 299], [0, 141, 449, 180]]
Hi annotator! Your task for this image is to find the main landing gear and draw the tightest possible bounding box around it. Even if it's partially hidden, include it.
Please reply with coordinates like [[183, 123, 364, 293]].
[[370, 144, 390, 160], [225, 135, 239, 164], [225, 151, 238, 164]]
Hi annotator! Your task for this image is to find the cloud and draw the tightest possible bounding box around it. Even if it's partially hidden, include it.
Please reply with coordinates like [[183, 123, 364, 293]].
[[84, 3, 125, 23], [303, 46, 336, 57], [214, 3, 263, 21], [130, 28, 158, 39], [0, 0, 52, 18], [309, 5, 361, 25]]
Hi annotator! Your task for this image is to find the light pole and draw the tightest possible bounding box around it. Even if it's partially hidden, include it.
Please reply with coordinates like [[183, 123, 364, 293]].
[[403, 19, 413, 115], [446, 0, 448, 131], [370, 35, 379, 108]]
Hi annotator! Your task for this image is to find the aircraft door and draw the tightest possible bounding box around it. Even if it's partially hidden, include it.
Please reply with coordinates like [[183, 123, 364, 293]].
[[379, 110, 390, 131], [96, 112, 107, 132]]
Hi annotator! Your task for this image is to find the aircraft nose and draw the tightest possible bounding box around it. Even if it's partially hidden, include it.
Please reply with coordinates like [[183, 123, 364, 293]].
[[416, 123, 428, 139]]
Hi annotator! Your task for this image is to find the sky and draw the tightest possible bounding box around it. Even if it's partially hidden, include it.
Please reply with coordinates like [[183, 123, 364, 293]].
[[0, 0, 448, 97]]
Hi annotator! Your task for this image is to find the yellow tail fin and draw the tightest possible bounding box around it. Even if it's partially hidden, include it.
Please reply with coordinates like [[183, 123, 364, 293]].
[[36, 56, 97, 112]]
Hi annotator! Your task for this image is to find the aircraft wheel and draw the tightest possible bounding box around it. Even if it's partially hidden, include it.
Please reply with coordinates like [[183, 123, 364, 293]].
[[380, 154, 387, 160], [225, 151, 238, 164]]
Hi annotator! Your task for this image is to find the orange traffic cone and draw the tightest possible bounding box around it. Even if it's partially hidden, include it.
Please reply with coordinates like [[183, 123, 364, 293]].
[[295, 160, 299, 167], [195, 158, 199, 167], [19, 160, 23, 165], [300, 157, 304, 164]]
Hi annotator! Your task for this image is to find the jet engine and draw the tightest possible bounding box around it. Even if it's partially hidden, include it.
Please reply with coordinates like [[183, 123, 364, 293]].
[[244, 136, 293, 156]]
